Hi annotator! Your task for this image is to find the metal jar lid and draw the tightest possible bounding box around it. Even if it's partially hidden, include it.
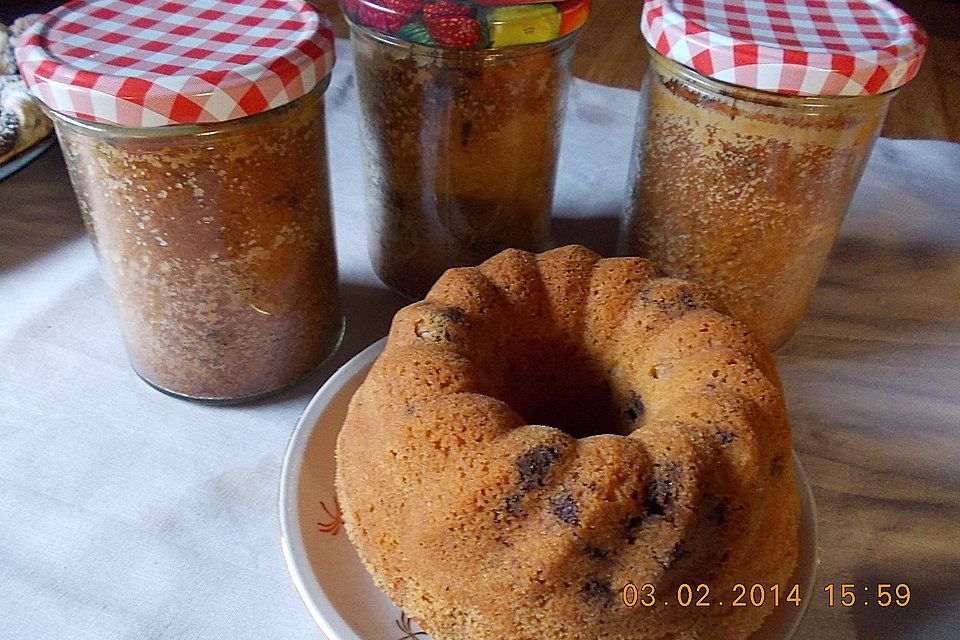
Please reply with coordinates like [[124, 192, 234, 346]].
[[342, 0, 591, 49], [641, 0, 927, 96], [16, 0, 336, 127]]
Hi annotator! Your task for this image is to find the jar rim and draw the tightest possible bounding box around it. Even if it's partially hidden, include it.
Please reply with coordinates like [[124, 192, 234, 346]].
[[15, 0, 336, 128], [640, 0, 927, 98], [42, 74, 331, 137], [646, 44, 898, 110], [350, 20, 579, 60], [341, 0, 589, 52]]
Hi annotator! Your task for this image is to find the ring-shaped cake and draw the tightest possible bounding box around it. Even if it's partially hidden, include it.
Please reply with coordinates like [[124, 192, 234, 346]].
[[335, 245, 800, 640]]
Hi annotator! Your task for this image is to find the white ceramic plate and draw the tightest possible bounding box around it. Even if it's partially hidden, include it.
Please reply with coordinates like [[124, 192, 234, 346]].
[[279, 339, 820, 640]]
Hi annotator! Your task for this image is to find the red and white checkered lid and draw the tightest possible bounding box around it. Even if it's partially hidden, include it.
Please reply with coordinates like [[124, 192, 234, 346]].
[[641, 0, 927, 96], [14, 0, 336, 127]]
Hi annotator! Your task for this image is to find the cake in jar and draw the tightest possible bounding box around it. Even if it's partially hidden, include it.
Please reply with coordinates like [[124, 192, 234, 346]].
[[342, 0, 591, 298], [17, 0, 343, 401], [55, 89, 342, 400], [620, 0, 927, 349]]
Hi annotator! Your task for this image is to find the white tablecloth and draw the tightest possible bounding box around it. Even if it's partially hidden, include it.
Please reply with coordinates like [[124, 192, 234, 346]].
[[1, 39, 959, 639]]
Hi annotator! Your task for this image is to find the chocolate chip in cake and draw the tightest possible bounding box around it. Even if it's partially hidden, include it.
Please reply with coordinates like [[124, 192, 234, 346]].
[[647, 479, 674, 516], [580, 580, 614, 607], [716, 430, 737, 445], [770, 456, 786, 477], [516, 445, 560, 490], [550, 491, 580, 526], [624, 392, 645, 423], [640, 284, 699, 314], [584, 544, 612, 561], [646, 465, 682, 517], [440, 306, 466, 325], [625, 516, 644, 544], [708, 501, 727, 525], [659, 543, 689, 570]]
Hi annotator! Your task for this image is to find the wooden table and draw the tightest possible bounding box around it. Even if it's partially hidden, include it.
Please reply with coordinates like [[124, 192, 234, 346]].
[[3, 0, 957, 141], [778, 138, 960, 638], [2, 2, 958, 640], [310, 0, 960, 143]]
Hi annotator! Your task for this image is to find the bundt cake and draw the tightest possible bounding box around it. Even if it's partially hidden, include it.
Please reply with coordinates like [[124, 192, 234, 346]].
[[335, 245, 800, 640]]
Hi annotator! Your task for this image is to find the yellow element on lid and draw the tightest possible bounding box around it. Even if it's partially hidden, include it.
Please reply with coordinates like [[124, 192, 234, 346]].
[[487, 5, 561, 48]]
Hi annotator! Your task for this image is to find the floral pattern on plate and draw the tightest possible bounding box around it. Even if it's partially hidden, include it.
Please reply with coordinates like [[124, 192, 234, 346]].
[[279, 338, 819, 640]]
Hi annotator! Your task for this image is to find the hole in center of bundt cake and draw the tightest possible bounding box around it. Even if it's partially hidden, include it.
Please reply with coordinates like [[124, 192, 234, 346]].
[[497, 338, 641, 438]]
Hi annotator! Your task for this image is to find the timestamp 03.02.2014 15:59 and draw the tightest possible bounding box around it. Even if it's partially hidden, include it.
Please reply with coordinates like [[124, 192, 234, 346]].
[[620, 582, 912, 609]]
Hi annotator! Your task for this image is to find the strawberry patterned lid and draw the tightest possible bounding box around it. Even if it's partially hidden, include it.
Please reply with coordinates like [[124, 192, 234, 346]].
[[341, 0, 591, 49], [641, 0, 927, 97], [14, 0, 336, 127]]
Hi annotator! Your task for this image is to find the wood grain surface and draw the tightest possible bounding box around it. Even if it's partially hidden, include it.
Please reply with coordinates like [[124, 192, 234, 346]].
[[3, 0, 957, 141], [777, 175, 960, 639], [305, 0, 960, 143]]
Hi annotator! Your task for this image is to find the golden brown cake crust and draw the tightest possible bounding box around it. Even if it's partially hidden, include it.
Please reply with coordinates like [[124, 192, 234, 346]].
[[335, 245, 800, 640]]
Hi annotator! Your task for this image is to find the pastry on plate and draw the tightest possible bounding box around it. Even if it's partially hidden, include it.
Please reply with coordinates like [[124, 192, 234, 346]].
[[335, 245, 800, 640], [1, 16, 52, 166], [0, 77, 51, 165]]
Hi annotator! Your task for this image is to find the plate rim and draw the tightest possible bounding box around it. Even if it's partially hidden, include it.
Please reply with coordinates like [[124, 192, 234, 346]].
[[279, 338, 820, 640], [279, 337, 387, 640]]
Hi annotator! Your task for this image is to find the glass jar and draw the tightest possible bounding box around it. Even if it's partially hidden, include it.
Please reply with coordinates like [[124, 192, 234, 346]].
[[622, 49, 892, 349], [50, 81, 343, 401], [343, 1, 587, 298], [17, 0, 342, 401], [621, 0, 926, 350]]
